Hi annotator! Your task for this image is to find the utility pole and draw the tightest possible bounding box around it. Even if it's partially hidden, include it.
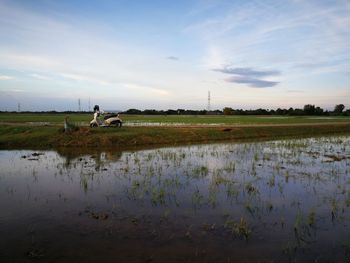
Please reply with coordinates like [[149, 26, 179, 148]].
[[207, 91, 211, 112]]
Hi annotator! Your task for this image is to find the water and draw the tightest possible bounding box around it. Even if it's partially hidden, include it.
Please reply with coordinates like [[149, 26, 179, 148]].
[[1, 136, 350, 262]]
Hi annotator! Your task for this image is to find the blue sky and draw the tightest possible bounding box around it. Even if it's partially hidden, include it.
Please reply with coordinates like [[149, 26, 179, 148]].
[[0, 0, 349, 111]]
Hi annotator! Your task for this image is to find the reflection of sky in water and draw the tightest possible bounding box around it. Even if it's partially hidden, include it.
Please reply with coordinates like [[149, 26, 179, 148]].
[[0, 136, 350, 262]]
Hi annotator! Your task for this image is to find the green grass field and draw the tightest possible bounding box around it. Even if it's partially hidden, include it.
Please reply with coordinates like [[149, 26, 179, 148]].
[[1, 113, 350, 125], [1, 113, 350, 149], [1, 123, 350, 149]]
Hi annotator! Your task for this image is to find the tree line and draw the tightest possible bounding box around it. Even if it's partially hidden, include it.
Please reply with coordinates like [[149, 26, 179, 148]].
[[123, 104, 349, 116], [1, 104, 348, 116]]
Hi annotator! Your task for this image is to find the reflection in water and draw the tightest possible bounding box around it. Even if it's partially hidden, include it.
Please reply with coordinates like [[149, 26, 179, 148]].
[[0, 136, 350, 262], [55, 148, 123, 170]]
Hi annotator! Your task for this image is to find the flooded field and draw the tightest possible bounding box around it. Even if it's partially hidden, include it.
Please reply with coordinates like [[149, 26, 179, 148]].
[[1, 136, 350, 262]]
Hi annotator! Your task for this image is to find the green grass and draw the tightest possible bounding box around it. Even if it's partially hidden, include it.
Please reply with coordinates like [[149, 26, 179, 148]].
[[1, 123, 350, 149], [0, 113, 350, 125], [123, 114, 350, 125], [0, 113, 91, 124], [1, 113, 350, 149]]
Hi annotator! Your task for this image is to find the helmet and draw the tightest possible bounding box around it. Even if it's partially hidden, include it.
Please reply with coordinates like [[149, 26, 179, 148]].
[[93, 105, 100, 112]]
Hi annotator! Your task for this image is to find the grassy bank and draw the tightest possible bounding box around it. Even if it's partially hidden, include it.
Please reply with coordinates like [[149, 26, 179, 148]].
[[1, 112, 350, 125], [1, 123, 350, 149]]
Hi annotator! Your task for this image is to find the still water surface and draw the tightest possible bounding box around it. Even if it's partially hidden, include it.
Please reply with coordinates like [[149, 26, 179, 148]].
[[1, 136, 350, 262]]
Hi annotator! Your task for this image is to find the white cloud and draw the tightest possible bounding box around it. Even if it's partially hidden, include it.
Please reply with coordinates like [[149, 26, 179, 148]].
[[0, 75, 13, 80], [0, 52, 62, 70], [28, 73, 51, 80], [186, 0, 350, 75], [59, 72, 111, 86], [201, 46, 224, 68], [150, 88, 169, 96], [10, 89, 25, 93], [123, 83, 170, 96]]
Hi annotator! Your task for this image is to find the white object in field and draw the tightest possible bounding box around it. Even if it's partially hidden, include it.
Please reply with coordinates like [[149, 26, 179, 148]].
[[90, 112, 102, 126], [64, 117, 68, 130], [104, 115, 122, 126], [64, 116, 74, 132]]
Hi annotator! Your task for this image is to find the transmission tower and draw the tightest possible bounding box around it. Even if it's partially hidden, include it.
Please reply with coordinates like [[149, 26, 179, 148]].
[[78, 98, 81, 112], [88, 97, 91, 112], [17, 102, 21, 112], [207, 91, 211, 112]]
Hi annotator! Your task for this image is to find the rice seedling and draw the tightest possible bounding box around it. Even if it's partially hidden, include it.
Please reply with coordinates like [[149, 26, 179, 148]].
[[245, 182, 259, 196], [224, 217, 252, 240]]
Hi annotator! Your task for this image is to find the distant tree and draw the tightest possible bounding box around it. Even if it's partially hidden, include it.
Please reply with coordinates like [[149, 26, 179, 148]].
[[255, 108, 269, 115], [223, 107, 234, 115], [143, 109, 159, 115], [334, 104, 345, 114], [287, 107, 294, 115], [315, 106, 324, 115], [290, 108, 304, 116], [236, 109, 245, 115], [165, 109, 177, 115], [125, 108, 142, 114], [276, 108, 284, 115], [177, 109, 185, 115], [303, 104, 316, 115]]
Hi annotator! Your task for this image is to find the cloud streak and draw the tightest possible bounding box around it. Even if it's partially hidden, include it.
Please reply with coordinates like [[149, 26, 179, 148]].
[[166, 56, 179, 61], [214, 66, 280, 88], [0, 75, 13, 80], [59, 73, 111, 86], [187, 0, 350, 77], [214, 67, 280, 78], [29, 73, 51, 80], [225, 76, 279, 88]]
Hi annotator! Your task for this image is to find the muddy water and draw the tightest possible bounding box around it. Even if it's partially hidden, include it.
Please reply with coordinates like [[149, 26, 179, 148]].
[[1, 136, 350, 262]]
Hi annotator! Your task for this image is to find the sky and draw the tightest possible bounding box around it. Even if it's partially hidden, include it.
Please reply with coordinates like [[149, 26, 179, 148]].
[[0, 0, 349, 111]]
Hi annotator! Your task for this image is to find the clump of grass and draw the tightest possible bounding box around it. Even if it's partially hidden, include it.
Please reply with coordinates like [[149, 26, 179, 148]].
[[245, 182, 259, 195], [63, 116, 79, 133], [192, 166, 209, 178], [251, 161, 257, 176], [245, 202, 258, 217], [224, 161, 236, 174], [331, 199, 338, 221], [308, 210, 316, 227], [208, 190, 217, 208], [212, 174, 230, 186], [282, 241, 298, 262], [151, 187, 166, 205], [254, 152, 259, 162], [343, 240, 350, 254], [192, 189, 203, 206], [268, 174, 275, 187], [224, 217, 252, 240], [226, 181, 238, 198]]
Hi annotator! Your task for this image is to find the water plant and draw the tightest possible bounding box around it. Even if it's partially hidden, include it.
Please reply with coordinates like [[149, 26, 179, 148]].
[[224, 217, 252, 240]]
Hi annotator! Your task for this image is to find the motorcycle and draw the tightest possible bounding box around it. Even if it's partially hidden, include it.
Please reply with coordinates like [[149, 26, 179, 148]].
[[90, 105, 122, 128]]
